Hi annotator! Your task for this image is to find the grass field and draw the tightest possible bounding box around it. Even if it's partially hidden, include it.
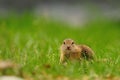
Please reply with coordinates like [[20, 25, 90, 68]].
[[0, 14, 120, 80]]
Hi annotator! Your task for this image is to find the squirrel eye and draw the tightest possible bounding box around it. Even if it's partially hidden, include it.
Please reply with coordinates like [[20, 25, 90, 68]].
[[63, 42, 65, 44], [72, 42, 74, 44]]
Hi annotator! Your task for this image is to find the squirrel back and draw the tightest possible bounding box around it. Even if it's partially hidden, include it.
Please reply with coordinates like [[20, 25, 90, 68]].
[[78, 45, 94, 60]]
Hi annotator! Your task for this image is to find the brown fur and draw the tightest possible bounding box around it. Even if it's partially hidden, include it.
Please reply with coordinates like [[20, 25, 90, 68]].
[[60, 39, 94, 64]]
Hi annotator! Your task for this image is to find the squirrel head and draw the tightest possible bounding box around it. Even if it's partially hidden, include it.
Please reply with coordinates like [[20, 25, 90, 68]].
[[61, 39, 76, 52]]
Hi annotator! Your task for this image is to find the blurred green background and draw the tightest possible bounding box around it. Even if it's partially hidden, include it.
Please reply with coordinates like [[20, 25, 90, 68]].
[[0, 1, 120, 80]]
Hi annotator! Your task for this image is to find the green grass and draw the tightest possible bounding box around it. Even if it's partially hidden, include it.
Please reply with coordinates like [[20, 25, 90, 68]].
[[0, 14, 120, 79]]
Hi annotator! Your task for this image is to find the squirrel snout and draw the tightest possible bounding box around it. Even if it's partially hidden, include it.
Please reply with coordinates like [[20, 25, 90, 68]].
[[67, 46, 71, 50]]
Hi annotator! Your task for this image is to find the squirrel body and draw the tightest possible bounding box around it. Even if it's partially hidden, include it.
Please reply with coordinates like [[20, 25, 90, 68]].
[[60, 39, 94, 64]]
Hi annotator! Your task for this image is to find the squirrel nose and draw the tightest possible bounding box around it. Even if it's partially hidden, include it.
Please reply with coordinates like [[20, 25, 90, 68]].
[[67, 46, 70, 50]]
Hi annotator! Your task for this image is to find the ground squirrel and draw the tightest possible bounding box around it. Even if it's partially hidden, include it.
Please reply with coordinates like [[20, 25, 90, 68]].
[[60, 39, 94, 64]]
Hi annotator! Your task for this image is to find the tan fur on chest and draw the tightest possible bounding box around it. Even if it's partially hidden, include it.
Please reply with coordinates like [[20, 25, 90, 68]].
[[69, 52, 81, 60]]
